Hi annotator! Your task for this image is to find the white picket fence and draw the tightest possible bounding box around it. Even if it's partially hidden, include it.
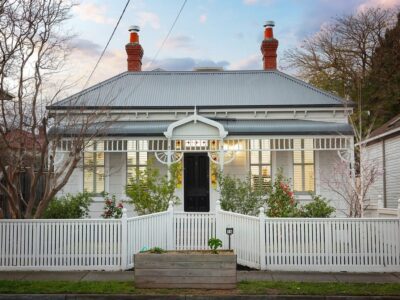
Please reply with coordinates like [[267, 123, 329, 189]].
[[0, 201, 399, 272]]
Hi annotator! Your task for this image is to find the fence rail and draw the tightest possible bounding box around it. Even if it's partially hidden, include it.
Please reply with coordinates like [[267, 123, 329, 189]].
[[0, 202, 399, 272]]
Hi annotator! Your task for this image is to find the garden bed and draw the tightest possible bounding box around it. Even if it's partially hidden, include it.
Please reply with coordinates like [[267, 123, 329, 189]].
[[134, 250, 237, 289]]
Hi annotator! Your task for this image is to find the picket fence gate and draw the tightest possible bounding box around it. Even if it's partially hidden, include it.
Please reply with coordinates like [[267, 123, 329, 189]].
[[0, 201, 399, 272]]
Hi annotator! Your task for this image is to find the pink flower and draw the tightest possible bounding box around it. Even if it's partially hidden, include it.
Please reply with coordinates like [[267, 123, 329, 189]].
[[117, 203, 123, 208]]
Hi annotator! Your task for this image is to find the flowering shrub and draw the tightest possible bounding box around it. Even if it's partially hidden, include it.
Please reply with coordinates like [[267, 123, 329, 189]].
[[101, 193, 124, 219], [266, 171, 301, 217]]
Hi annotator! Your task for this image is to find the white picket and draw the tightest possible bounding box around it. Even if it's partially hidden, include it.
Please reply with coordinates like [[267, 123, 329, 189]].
[[0, 207, 399, 272]]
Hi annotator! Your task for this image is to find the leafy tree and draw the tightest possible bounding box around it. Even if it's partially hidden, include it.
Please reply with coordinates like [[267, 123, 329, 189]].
[[126, 161, 180, 215], [217, 173, 265, 216], [43, 192, 93, 219], [284, 7, 397, 137], [363, 13, 400, 129]]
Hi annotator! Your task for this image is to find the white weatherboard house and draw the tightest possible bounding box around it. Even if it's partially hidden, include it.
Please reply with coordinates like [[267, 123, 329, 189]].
[[48, 23, 354, 217], [361, 114, 400, 216]]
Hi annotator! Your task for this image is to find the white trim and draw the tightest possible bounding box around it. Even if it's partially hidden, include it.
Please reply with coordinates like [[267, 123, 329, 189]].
[[164, 112, 228, 139]]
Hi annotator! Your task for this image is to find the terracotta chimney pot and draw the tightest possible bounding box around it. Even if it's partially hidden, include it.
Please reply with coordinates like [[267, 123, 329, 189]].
[[125, 25, 143, 72]]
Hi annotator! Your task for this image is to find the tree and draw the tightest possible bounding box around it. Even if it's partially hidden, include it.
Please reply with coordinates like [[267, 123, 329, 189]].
[[363, 13, 400, 129], [321, 147, 380, 217], [284, 7, 397, 136], [0, 0, 110, 218]]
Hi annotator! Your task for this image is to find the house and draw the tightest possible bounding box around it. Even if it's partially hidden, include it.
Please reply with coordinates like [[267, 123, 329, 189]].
[[48, 22, 354, 217], [361, 114, 400, 216]]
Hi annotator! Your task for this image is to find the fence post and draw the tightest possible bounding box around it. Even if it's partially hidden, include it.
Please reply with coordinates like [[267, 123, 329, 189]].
[[215, 200, 221, 241], [167, 201, 174, 250], [259, 207, 266, 270], [121, 208, 128, 270]]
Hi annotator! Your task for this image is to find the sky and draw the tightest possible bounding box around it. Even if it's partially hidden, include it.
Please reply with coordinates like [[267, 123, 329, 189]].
[[62, 0, 399, 92]]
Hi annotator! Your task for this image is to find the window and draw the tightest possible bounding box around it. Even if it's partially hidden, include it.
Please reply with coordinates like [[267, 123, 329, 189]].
[[250, 139, 271, 189], [83, 142, 105, 194], [293, 138, 314, 192], [127, 141, 148, 184]]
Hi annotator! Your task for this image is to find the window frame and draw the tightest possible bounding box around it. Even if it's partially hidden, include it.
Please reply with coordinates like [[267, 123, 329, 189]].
[[83, 142, 105, 195], [249, 139, 272, 189], [293, 139, 315, 193], [126, 150, 148, 186]]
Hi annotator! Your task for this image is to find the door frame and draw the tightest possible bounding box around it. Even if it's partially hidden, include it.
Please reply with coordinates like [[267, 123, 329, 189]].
[[183, 152, 210, 212]]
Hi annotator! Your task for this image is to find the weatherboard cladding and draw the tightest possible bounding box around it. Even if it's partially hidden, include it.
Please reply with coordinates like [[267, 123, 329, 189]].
[[53, 119, 353, 136], [49, 70, 348, 109]]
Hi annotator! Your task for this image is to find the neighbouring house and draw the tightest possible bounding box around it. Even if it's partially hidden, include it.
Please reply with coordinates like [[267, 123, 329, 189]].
[[361, 114, 400, 216], [47, 22, 354, 217]]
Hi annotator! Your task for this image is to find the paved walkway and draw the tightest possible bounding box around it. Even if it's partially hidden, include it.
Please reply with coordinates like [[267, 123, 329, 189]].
[[0, 271, 399, 283]]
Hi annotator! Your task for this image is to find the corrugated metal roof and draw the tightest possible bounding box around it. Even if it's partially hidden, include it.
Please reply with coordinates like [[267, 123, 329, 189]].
[[49, 70, 350, 109], [51, 119, 353, 136]]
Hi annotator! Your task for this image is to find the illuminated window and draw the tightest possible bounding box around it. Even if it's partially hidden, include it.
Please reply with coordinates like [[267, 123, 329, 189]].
[[127, 141, 148, 184], [250, 139, 271, 189], [83, 142, 105, 194], [293, 139, 314, 192]]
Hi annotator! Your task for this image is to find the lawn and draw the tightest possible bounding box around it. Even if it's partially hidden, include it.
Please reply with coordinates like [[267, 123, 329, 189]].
[[0, 280, 399, 296]]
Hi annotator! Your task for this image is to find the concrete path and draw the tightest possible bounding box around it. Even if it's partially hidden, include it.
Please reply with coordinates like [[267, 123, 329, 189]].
[[0, 271, 399, 283]]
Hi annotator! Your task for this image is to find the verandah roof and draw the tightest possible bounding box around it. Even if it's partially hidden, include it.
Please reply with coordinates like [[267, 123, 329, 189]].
[[51, 119, 353, 137]]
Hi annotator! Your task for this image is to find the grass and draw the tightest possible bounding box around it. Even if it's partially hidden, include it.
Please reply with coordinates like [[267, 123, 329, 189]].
[[239, 281, 400, 296], [0, 280, 399, 296]]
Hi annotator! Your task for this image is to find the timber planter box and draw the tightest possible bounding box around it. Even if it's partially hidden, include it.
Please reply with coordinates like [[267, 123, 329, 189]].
[[134, 250, 237, 289]]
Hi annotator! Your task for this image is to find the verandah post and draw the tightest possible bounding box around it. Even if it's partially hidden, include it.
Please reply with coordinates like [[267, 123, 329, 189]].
[[167, 201, 175, 250], [259, 207, 267, 270], [121, 208, 128, 270]]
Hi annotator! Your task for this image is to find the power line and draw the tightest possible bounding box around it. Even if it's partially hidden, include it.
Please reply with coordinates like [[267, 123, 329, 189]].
[[145, 0, 188, 69], [83, 0, 131, 88]]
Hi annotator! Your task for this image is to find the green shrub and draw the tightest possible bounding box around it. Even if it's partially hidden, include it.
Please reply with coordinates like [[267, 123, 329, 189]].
[[43, 192, 93, 219], [148, 247, 166, 254], [126, 161, 180, 215], [217, 173, 265, 216], [101, 193, 124, 219], [300, 194, 335, 218], [208, 238, 223, 254]]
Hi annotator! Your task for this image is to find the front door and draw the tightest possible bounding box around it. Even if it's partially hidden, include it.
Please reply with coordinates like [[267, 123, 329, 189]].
[[184, 153, 210, 212]]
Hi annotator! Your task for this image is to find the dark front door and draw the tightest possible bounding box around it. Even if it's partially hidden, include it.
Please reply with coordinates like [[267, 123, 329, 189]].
[[184, 153, 210, 212]]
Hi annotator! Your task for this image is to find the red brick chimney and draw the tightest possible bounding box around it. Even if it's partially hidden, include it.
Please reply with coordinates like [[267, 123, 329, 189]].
[[261, 21, 279, 70], [125, 25, 143, 72]]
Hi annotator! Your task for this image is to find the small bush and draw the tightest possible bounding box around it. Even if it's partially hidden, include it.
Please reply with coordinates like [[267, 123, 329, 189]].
[[217, 173, 265, 216], [208, 237, 223, 254], [300, 194, 335, 218], [101, 193, 124, 219], [43, 192, 93, 219], [126, 161, 180, 215], [148, 247, 166, 254]]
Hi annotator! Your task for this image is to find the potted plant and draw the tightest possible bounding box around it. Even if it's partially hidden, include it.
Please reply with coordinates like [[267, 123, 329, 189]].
[[134, 239, 237, 289]]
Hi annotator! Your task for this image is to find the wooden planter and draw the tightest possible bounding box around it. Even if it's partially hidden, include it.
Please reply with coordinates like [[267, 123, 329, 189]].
[[134, 250, 237, 289]]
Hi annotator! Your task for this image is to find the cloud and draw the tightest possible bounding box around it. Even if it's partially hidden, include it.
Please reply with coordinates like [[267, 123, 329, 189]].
[[143, 57, 229, 71], [159, 35, 195, 51], [73, 3, 115, 25], [243, 0, 275, 5], [358, 0, 399, 11], [229, 54, 261, 70], [199, 14, 207, 24], [136, 11, 160, 30]]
